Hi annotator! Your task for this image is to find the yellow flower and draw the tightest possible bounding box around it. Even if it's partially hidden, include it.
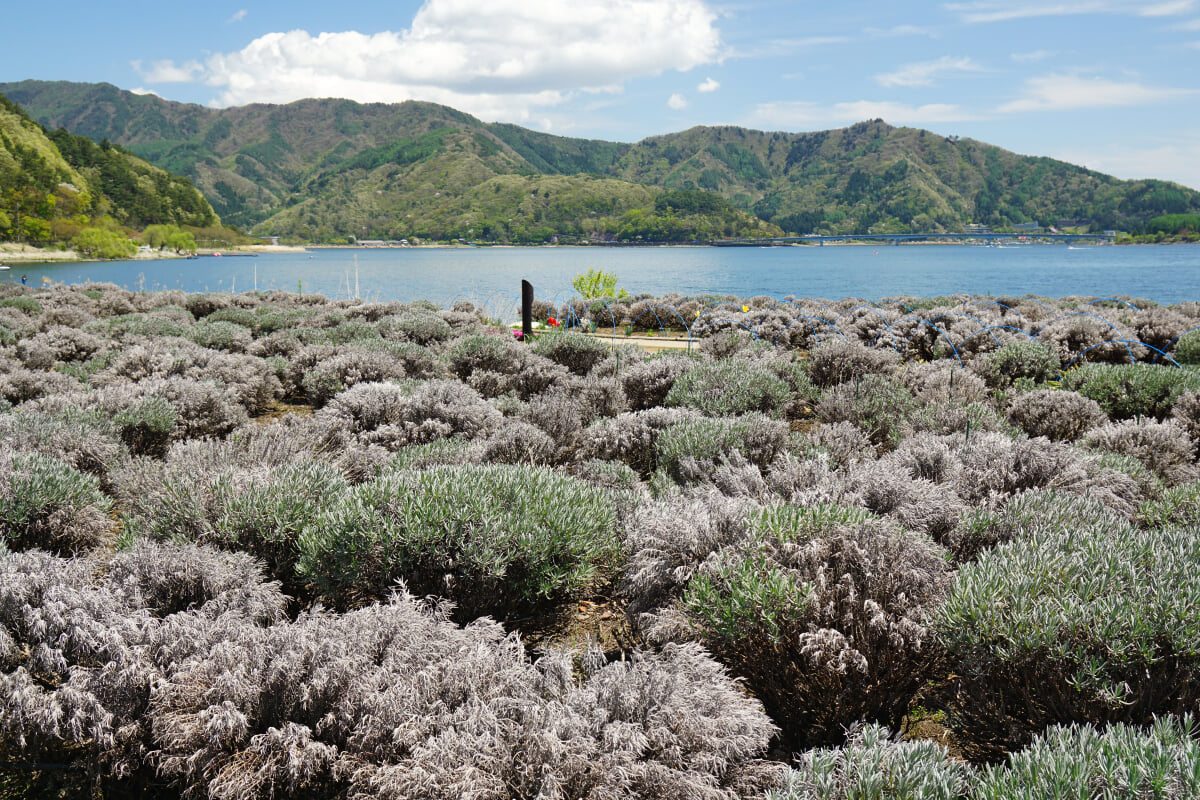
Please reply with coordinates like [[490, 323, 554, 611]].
[[742, 305, 749, 313]]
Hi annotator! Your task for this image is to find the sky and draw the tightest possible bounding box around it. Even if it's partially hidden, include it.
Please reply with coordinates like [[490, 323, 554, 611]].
[[2, 1, 1199, 189]]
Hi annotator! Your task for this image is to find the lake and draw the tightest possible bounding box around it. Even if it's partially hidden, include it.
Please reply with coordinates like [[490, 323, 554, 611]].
[[7, 243, 1199, 308]]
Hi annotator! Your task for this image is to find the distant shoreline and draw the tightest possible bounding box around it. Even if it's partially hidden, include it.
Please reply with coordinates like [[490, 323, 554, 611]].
[[3, 239, 1192, 266]]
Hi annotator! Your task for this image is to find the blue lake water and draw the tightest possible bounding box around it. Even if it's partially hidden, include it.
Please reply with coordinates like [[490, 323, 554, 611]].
[[7, 243, 1199, 307]]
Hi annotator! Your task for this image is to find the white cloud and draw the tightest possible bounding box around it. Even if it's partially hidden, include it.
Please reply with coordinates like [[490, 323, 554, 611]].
[[131, 58, 204, 83], [997, 73, 1196, 112], [1056, 139, 1200, 190], [229, 9, 248, 22], [129, 87, 161, 97], [697, 77, 720, 92], [946, 1, 1195, 22], [142, 0, 721, 120], [864, 25, 937, 38], [1140, 0, 1196, 15], [750, 100, 980, 129], [1011, 50, 1055, 62], [668, 92, 689, 109], [875, 56, 984, 88]]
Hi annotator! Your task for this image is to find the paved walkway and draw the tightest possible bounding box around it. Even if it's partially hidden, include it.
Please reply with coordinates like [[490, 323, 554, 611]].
[[579, 332, 696, 353]]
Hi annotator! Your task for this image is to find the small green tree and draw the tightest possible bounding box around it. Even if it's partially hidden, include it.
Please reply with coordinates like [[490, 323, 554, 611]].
[[73, 227, 136, 259], [165, 229, 197, 253], [572, 267, 627, 299]]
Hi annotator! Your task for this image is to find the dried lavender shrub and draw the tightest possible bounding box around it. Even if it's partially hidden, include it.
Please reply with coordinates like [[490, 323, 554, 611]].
[[621, 353, 697, 411], [678, 507, 952, 748], [1006, 389, 1106, 441], [1037, 313, 1139, 365], [185, 292, 232, 319], [300, 349, 412, 407], [900, 362, 989, 405], [581, 407, 701, 477], [1085, 418, 1197, 484], [324, 379, 502, 451], [1172, 388, 1200, 443], [0, 542, 286, 786], [477, 419, 556, 465], [15, 325, 103, 368], [949, 431, 1140, 516], [621, 490, 757, 623], [0, 367, 82, 406], [807, 421, 874, 467], [844, 459, 965, 543], [1132, 306, 1193, 352], [807, 340, 900, 388], [0, 451, 114, 554], [519, 388, 593, 463], [89, 338, 283, 415]]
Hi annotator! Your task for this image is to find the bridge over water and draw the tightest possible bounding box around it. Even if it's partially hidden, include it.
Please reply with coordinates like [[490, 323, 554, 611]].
[[714, 232, 1117, 246]]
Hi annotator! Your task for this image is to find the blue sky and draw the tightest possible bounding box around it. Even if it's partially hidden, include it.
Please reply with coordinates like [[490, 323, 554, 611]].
[[3, 1, 1198, 189]]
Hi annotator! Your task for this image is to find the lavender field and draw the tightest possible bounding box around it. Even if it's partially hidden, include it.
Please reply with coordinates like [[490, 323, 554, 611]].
[[2, 282, 1200, 799]]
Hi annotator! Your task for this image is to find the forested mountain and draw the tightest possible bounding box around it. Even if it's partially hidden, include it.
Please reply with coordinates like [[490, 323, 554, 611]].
[[4, 79, 1198, 243], [0, 91, 217, 245]]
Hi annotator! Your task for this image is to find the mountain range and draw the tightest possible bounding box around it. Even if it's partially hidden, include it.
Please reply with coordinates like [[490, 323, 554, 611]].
[[3, 79, 1199, 244]]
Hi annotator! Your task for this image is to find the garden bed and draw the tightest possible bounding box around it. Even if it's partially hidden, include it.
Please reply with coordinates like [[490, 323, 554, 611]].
[[2, 283, 1200, 798]]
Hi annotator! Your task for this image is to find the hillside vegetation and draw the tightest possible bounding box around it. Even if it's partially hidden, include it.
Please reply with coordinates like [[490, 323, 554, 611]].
[[0, 92, 218, 249], [4, 80, 1199, 242]]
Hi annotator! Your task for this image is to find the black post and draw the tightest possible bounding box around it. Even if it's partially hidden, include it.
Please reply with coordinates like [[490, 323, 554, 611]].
[[521, 280, 533, 342]]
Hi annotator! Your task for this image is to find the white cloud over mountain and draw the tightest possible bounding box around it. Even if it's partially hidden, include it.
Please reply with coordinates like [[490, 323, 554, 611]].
[[136, 0, 722, 121]]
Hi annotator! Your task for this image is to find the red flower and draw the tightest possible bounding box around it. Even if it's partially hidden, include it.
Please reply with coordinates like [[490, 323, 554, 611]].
[[547, 317, 559, 327]]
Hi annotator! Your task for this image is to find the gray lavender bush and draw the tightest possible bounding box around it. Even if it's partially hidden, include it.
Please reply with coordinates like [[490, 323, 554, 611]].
[[1006, 389, 1106, 441], [676, 505, 952, 747]]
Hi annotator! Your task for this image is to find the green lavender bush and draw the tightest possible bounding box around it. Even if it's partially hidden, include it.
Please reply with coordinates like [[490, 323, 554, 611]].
[[936, 523, 1200, 759], [296, 463, 620, 617], [768, 716, 1200, 800], [0, 451, 113, 554], [970, 339, 1060, 388], [1058, 362, 1200, 420], [656, 413, 789, 483], [665, 359, 793, 417]]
